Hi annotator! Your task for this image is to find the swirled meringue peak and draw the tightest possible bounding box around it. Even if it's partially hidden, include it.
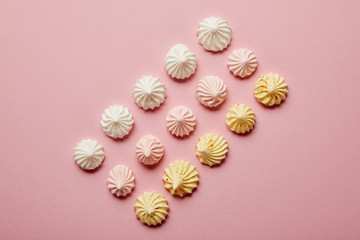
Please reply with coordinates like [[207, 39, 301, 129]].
[[136, 135, 164, 166], [197, 17, 232, 52], [166, 106, 196, 137], [101, 105, 134, 139], [163, 160, 199, 197], [134, 191, 168, 226], [196, 133, 228, 166], [228, 48, 258, 78], [196, 76, 227, 108], [254, 73, 288, 106], [73, 139, 104, 170], [107, 165, 135, 197], [226, 104, 256, 134], [133, 75, 166, 110], [165, 44, 197, 80]]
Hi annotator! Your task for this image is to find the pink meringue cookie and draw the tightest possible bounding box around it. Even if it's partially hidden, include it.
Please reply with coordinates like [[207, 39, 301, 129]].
[[107, 165, 135, 197], [166, 106, 196, 137], [136, 135, 164, 165], [227, 48, 258, 78], [196, 76, 227, 108]]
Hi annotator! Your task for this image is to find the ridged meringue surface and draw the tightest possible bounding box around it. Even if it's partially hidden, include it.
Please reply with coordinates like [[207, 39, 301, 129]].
[[254, 73, 288, 106], [101, 105, 134, 139], [163, 160, 199, 197], [226, 104, 256, 134], [165, 44, 197, 79], [228, 48, 258, 78], [166, 106, 196, 137], [107, 165, 135, 197], [136, 135, 164, 165], [133, 75, 166, 110], [73, 139, 104, 170], [197, 16, 232, 52], [196, 76, 227, 108], [196, 133, 228, 166], [134, 192, 168, 226]]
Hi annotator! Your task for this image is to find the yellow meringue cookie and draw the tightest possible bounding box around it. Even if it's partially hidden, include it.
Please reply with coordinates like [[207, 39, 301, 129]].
[[134, 191, 168, 226], [254, 73, 288, 106], [226, 104, 255, 134], [196, 133, 228, 166], [163, 161, 199, 197]]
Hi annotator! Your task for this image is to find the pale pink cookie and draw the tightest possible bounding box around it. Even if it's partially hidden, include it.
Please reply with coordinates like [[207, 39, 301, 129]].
[[227, 48, 257, 78], [166, 106, 196, 137], [107, 165, 135, 197], [136, 135, 164, 165], [196, 76, 227, 108]]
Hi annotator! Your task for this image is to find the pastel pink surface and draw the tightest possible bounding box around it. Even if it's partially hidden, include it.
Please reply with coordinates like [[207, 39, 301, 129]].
[[1, 0, 360, 239]]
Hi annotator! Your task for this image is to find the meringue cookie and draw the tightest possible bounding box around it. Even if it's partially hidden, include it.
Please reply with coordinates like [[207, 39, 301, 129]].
[[197, 17, 232, 52], [107, 165, 135, 197], [166, 106, 196, 137], [226, 104, 256, 134], [133, 75, 166, 110], [254, 73, 288, 106], [165, 44, 197, 79], [134, 191, 169, 226], [196, 76, 227, 108], [163, 160, 199, 197], [228, 48, 257, 78], [101, 105, 134, 139], [73, 139, 104, 170], [196, 133, 228, 166], [136, 135, 164, 166]]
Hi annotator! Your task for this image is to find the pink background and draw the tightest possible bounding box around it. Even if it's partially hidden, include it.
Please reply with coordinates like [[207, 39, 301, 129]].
[[1, 0, 360, 239]]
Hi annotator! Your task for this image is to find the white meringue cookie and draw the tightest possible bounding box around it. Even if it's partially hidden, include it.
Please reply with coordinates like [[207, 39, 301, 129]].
[[196, 76, 227, 108], [165, 44, 197, 79], [136, 135, 164, 165], [133, 75, 166, 110], [73, 139, 104, 170], [101, 105, 134, 139], [228, 48, 258, 78], [197, 17, 232, 52], [166, 106, 196, 137], [107, 165, 135, 197]]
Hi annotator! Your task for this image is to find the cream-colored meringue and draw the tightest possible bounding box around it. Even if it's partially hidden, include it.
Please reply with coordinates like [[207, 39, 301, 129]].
[[196, 133, 228, 166], [134, 191, 168, 226], [254, 73, 288, 106], [196, 76, 227, 108], [107, 165, 135, 197], [101, 105, 134, 139], [165, 44, 197, 79], [163, 160, 199, 197], [73, 139, 104, 170], [133, 75, 166, 110], [197, 17, 232, 52], [166, 106, 196, 137], [226, 104, 255, 134], [228, 48, 258, 78], [136, 135, 164, 166]]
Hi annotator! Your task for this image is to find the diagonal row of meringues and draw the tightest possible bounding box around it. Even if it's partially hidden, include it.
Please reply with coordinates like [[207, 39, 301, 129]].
[[73, 17, 288, 226]]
